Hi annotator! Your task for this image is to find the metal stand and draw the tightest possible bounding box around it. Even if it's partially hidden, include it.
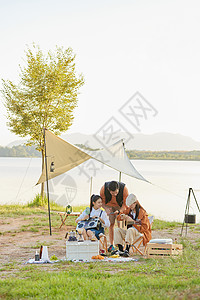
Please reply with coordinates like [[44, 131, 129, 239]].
[[181, 188, 200, 236]]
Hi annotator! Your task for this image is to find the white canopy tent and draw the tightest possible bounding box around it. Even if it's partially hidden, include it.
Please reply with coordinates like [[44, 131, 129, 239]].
[[37, 129, 149, 185], [37, 129, 149, 235], [90, 139, 148, 183]]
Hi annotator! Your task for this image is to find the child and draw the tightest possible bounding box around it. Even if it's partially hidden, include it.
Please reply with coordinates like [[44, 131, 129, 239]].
[[76, 194, 110, 240]]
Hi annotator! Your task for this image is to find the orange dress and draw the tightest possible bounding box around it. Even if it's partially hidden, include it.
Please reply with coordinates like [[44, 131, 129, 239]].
[[118, 206, 152, 245]]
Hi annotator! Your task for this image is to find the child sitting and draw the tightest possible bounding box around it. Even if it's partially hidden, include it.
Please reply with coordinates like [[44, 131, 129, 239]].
[[76, 194, 110, 241]]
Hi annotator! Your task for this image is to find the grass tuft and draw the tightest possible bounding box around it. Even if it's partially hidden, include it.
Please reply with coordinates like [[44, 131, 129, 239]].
[[27, 193, 48, 207]]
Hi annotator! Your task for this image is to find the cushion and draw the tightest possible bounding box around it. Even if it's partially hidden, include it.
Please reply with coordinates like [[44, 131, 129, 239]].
[[148, 238, 173, 244]]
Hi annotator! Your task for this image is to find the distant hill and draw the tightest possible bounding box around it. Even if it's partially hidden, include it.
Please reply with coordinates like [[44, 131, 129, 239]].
[[2, 134, 200, 159], [61, 132, 200, 151], [5, 132, 200, 151], [7, 140, 27, 147]]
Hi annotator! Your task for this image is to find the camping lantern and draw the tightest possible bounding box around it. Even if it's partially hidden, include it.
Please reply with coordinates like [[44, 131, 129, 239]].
[[184, 214, 196, 224], [66, 205, 72, 214], [50, 161, 55, 172]]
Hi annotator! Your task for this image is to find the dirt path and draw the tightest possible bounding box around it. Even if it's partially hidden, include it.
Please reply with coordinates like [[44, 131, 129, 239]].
[[0, 214, 199, 265], [0, 215, 73, 264]]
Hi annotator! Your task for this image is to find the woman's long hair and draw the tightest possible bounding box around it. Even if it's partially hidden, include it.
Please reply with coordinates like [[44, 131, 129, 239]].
[[135, 203, 140, 219], [90, 194, 102, 215], [135, 202, 146, 219]]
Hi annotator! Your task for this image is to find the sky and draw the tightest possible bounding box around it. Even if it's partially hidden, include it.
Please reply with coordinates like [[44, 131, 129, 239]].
[[1, 0, 200, 146]]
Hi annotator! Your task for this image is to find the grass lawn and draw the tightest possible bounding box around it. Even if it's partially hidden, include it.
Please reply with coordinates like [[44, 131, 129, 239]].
[[0, 204, 200, 299]]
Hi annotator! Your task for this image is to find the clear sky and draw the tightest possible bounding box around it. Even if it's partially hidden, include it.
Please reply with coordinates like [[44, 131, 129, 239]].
[[1, 0, 200, 146]]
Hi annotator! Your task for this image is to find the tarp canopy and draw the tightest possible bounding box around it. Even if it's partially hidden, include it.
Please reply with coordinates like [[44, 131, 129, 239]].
[[37, 129, 149, 185], [89, 139, 148, 182]]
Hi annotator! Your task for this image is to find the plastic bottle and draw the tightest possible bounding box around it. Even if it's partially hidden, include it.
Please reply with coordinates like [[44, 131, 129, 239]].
[[35, 250, 40, 261]]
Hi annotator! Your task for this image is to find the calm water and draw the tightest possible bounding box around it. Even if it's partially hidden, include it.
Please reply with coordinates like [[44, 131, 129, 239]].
[[1, 157, 200, 222]]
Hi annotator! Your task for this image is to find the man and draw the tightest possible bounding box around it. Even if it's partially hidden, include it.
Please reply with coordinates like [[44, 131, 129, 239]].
[[100, 180, 129, 252], [114, 194, 152, 257]]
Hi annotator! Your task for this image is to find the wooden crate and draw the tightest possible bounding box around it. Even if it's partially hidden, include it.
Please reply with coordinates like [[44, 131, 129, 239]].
[[146, 243, 183, 258]]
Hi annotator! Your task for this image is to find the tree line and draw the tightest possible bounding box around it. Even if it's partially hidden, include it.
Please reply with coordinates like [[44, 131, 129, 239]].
[[126, 150, 200, 161], [0, 145, 40, 157], [1, 144, 200, 160]]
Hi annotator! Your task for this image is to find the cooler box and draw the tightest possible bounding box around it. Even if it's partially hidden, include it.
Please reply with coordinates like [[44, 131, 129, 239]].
[[66, 241, 99, 261]]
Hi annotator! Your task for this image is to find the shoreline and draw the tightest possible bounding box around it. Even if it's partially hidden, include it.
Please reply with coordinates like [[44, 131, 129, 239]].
[[1, 156, 200, 161]]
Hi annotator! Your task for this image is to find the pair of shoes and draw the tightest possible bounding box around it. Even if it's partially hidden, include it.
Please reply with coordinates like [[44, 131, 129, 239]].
[[99, 250, 106, 256], [111, 249, 125, 256], [121, 250, 130, 257], [111, 249, 118, 255], [99, 249, 106, 255], [108, 245, 115, 252]]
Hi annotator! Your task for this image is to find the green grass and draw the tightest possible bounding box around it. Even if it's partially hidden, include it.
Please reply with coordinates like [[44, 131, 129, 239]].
[[1, 203, 200, 299], [0, 203, 87, 233], [0, 201, 86, 218], [152, 219, 182, 230], [0, 247, 200, 299]]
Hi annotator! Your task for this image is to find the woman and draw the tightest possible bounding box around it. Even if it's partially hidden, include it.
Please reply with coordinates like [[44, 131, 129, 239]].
[[76, 194, 110, 240], [114, 194, 152, 256]]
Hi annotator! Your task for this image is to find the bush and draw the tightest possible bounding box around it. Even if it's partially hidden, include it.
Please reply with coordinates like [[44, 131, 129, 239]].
[[27, 194, 66, 211], [27, 194, 48, 207]]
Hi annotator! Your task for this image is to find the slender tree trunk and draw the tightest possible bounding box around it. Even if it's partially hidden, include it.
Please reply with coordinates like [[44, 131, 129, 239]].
[[40, 149, 45, 199]]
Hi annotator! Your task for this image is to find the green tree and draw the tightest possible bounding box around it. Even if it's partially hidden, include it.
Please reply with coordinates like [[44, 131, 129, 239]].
[[1, 44, 84, 197]]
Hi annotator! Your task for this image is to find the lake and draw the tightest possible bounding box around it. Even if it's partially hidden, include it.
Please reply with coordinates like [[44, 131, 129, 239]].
[[1, 157, 200, 222]]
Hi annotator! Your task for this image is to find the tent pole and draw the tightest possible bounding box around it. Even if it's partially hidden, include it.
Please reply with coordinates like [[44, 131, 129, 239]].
[[119, 140, 124, 183], [119, 172, 122, 182], [90, 176, 93, 196], [43, 128, 52, 236]]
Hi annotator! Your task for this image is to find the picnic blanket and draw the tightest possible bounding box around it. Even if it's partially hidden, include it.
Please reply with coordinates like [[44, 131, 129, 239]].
[[25, 257, 138, 264]]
